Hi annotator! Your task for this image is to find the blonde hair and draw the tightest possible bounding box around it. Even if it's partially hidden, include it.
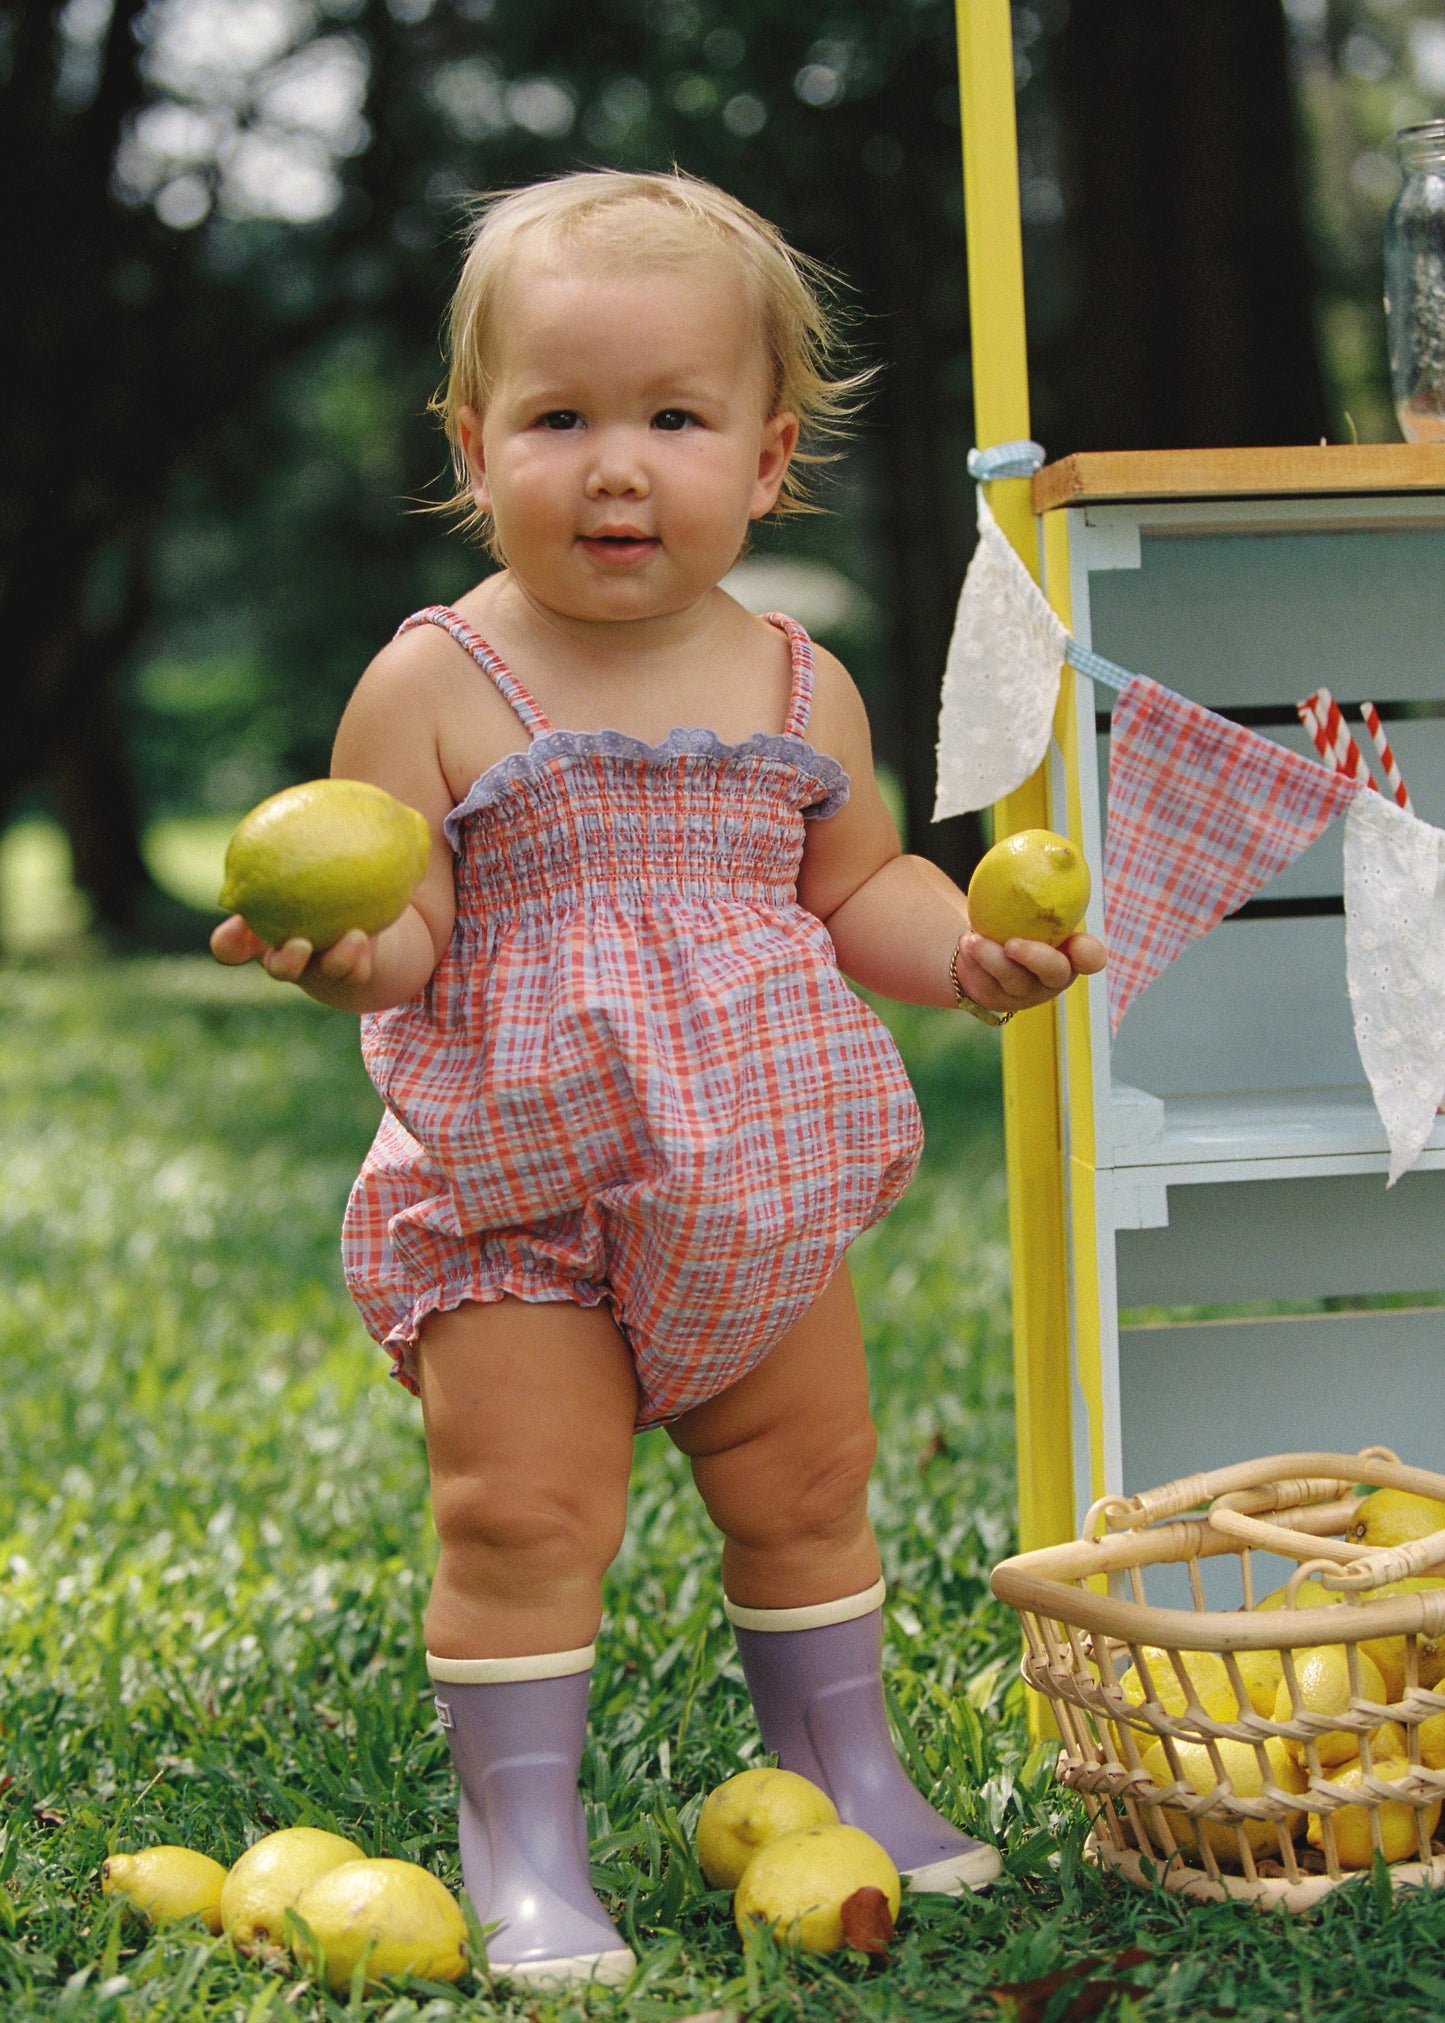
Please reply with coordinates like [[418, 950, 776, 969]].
[[432, 168, 870, 546]]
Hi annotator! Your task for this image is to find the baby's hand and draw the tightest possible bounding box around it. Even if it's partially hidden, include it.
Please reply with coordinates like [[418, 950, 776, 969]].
[[209, 915, 377, 988], [953, 926, 1107, 1018]]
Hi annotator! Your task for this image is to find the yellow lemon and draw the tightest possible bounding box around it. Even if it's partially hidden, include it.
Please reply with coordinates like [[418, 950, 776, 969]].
[[1233, 1647, 1285, 1719], [1140, 1737, 1302, 1864], [1272, 1646, 1387, 1767], [733, 1824, 900, 1954], [1118, 1646, 1245, 1721], [218, 780, 430, 952], [289, 1858, 467, 1990], [1307, 1756, 1441, 1867], [965, 829, 1091, 947], [1253, 1579, 1344, 1613], [101, 1846, 226, 1932], [1417, 1711, 1445, 1767], [1348, 1488, 1445, 1554], [696, 1768, 838, 1890], [220, 1826, 366, 1953], [1354, 1577, 1445, 1697]]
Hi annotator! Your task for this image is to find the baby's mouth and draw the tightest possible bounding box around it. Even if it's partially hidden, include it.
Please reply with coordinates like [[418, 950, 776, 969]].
[[579, 531, 660, 565]]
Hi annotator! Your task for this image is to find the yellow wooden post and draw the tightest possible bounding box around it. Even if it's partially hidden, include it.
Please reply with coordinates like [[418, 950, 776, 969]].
[[954, 0, 1075, 1558]]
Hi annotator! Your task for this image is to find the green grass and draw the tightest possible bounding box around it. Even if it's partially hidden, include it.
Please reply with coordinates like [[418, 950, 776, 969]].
[[6, 958, 1445, 2019]]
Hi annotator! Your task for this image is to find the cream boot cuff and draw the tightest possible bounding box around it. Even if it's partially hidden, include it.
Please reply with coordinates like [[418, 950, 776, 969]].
[[425, 1643, 596, 1684], [722, 1577, 886, 1634]]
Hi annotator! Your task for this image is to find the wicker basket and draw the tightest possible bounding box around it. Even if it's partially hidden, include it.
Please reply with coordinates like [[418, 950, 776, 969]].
[[990, 1449, 1445, 1908]]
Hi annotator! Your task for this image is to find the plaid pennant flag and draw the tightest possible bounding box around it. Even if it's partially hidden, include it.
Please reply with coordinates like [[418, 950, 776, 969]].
[[1106, 677, 1361, 1030]]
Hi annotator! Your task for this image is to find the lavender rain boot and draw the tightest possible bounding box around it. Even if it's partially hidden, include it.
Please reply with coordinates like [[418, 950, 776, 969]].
[[427, 1645, 636, 1987], [728, 1580, 1002, 1894]]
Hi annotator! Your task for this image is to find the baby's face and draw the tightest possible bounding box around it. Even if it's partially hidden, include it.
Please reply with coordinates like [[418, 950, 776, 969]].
[[458, 249, 797, 626]]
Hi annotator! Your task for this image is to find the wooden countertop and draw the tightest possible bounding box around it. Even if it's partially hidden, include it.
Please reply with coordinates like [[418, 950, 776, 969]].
[[1032, 443, 1445, 512]]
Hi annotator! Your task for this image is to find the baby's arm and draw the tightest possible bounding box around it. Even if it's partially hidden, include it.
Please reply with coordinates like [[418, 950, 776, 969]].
[[797, 650, 1105, 1015], [211, 636, 457, 1013]]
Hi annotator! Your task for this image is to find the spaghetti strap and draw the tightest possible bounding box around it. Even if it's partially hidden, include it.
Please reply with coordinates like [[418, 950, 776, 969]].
[[765, 613, 815, 738], [396, 606, 554, 737]]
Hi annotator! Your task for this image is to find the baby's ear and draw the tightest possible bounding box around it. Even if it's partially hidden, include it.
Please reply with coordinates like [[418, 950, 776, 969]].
[[455, 405, 490, 504], [751, 410, 800, 519]]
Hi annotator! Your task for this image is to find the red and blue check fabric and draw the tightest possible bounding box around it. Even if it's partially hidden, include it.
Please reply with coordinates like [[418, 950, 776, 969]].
[[1105, 676, 1360, 1030], [342, 609, 923, 1429]]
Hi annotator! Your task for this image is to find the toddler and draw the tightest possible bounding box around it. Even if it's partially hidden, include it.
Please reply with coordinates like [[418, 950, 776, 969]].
[[213, 169, 1104, 1986]]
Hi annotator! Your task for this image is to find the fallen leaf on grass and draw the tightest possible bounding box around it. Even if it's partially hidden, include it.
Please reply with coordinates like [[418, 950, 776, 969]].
[[990, 1947, 1151, 2022], [840, 1885, 895, 1956], [31, 1806, 64, 1828]]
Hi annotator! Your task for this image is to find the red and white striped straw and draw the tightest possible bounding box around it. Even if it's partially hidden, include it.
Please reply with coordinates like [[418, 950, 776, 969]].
[[1359, 700, 1413, 812], [1296, 686, 1377, 791]]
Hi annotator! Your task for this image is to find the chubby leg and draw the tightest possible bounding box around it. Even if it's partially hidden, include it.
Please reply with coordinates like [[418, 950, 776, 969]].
[[666, 1263, 881, 1610], [416, 1297, 639, 1985], [417, 1294, 638, 1658], [669, 1264, 1000, 1893]]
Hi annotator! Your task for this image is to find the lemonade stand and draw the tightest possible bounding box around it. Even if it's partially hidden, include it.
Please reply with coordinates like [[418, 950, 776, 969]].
[[955, 2, 1445, 1573]]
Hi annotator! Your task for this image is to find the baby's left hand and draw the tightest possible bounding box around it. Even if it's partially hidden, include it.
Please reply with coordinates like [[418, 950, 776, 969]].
[[952, 927, 1107, 1018]]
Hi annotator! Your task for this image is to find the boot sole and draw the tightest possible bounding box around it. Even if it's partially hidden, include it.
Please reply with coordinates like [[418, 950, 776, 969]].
[[496, 1945, 637, 1988], [903, 1843, 1003, 1894]]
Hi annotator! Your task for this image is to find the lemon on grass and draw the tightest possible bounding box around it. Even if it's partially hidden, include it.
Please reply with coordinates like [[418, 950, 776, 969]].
[[1307, 1757, 1442, 1868], [734, 1824, 900, 1954], [965, 829, 1091, 947], [1272, 1645, 1389, 1767], [101, 1847, 227, 1932], [1140, 1737, 1304, 1864], [218, 779, 430, 953], [220, 1826, 365, 1953], [290, 1859, 467, 1991], [696, 1768, 838, 1890], [1348, 1488, 1445, 1553]]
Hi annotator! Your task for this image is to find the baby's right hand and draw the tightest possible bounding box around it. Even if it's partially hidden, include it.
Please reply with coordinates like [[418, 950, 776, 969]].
[[210, 915, 377, 988]]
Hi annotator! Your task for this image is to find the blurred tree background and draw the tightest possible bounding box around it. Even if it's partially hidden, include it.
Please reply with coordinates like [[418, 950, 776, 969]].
[[2, 0, 1441, 950]]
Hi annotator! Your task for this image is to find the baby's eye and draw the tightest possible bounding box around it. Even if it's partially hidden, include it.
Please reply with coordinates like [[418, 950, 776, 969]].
[[652, 408, 698, 432], [538, 409, 583, 431]]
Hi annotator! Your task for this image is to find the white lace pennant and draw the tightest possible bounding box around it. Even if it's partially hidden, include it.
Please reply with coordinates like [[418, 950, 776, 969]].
[[1344, 790, 1445, 1183], [933, 495, 1068, 820]]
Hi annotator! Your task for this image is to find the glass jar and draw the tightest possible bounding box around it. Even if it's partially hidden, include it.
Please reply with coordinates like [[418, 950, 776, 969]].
[[1385, 120, 1445, 441]]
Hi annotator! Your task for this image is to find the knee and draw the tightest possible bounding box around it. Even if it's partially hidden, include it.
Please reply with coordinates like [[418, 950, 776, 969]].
[[431, 1466, 627, 1581], [697, 1418, 878, 1555]]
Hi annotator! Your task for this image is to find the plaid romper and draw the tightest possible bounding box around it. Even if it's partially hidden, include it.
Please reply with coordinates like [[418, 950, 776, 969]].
[[342, 605, 924, 1428]]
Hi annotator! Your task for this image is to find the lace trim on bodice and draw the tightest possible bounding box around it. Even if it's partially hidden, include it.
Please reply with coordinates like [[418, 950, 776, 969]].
[[441, 724, 849, 850]]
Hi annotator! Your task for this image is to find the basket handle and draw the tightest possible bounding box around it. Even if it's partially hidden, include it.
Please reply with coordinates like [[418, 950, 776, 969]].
[[1318, 1527, 1445, 1593], [1084, 1451, 1391, 1532], [1206, 1481, 1365, 1565]]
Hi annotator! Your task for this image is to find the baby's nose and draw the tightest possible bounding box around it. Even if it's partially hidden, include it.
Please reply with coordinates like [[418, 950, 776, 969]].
[[584, 429, 650, 498]]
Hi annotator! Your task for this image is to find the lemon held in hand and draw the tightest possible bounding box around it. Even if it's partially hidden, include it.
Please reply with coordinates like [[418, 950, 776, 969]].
[[966, 829, 1091, 947], [289, 1858, 467, 1990], [733, 1823, 900, 1954], [696, 1767, 838, 1890], [101, 1847, 227, 1932], [218, 780, 430, 952]]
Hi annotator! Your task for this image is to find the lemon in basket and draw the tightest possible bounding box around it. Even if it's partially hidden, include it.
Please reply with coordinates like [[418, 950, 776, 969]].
[[1253, 1578, 1344, 1614], [219, 780, 430, 953], [1354, 1577, 1445, 1698], [1118, 1647, 1245, 1722], [1140, 1736, 1304, 1864], [1306, 1756, 1441, 1868], [1232, 1647, 1285, 1719], [1347, 1488, 1445, 1554], [1272, 1645, 1388, 1767]]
